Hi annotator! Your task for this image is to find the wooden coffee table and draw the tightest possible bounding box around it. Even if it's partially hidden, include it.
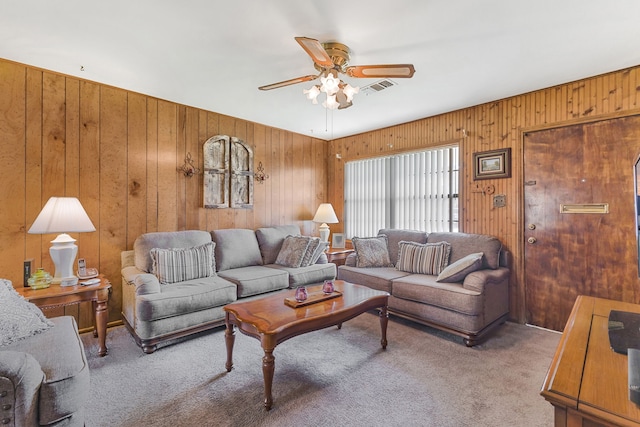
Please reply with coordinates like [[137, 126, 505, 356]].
[[223, 280, 389, 410]]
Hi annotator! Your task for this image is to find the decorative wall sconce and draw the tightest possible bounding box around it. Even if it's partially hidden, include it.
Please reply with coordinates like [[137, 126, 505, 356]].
[[254, 161, 269, 183], [178, 152, 201, 178]]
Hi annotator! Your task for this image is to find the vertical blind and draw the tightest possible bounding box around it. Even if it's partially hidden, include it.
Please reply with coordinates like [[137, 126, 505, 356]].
[[344, 146, 459, 238]]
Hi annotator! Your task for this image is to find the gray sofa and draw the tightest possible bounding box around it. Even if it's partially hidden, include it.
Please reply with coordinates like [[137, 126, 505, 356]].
[[1, 316, 89, 427], [337, 229, 509, 346], [121, 225, 336, 353]]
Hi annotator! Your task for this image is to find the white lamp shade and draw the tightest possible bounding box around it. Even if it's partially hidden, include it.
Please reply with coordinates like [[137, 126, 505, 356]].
[[313, 203, 339, 224], [28, 197, 96, 234]]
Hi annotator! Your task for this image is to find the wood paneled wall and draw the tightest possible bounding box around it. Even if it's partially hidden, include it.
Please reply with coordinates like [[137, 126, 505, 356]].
[[3, 55, 640, 327], [0, 58, 328, 327], [328, 66, 640, 322]]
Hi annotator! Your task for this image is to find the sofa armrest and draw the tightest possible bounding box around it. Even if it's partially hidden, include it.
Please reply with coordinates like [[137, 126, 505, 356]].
[[121, 265, 146, 285], [462, 267, 510, 293], [0, 351, 44, 427], [121, 250, 135, 270], [133, 274, 161, 296], [315, 252, 328, 264], [344, 252, 357, 267]]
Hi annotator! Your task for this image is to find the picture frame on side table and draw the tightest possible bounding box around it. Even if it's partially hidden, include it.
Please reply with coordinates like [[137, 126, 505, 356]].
[[473, 148, 511, 180], [332, 233, 345, 249]]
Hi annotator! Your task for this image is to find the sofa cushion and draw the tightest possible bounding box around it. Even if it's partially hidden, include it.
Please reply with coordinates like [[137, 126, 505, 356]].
[[266, 263, 337, 288], [352, 235, 394, 268], [150, 242, 216, 284], [396, 241, 451, 275], [337, 266, 410, 293], [255, 225, 301, 264], [378, 228, 428, 265], [218, 266, 290, 297], [212, 228, 263, 271], [427, 232, 502, 269], [437, 252, 484, 283], [134, 230, 212, 273], [0, 278, 53, 346], [275, 235, 312, 268], [391, 275, 483, 316], [4, 316, 90, 426], [135, 276, 237, 322]]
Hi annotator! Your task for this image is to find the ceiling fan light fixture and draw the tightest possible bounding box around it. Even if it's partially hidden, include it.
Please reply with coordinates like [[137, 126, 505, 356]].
[[320, 71, 340, 96], [303, 85, 321, 104], [262, 37, 414, 112], [323, 94, 340, 110], [342, 83, 359, 102]]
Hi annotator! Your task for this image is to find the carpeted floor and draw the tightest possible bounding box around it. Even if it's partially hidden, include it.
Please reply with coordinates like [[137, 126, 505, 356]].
[[81, 313, 560, 427]]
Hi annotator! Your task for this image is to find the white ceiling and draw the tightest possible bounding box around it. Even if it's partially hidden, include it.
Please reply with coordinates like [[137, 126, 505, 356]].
[[2, 1, 640, 140]]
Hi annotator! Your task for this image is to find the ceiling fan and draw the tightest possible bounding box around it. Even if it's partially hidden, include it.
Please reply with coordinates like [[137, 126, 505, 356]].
[[259, 37, 415, 109]]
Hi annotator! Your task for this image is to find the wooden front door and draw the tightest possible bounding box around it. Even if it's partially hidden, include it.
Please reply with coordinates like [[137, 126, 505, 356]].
[[524, 116, 640, 331]]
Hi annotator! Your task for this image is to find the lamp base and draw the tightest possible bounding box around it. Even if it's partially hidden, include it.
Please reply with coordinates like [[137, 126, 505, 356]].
[[50, 233, 79, 287], [319, 223, 330, 243]]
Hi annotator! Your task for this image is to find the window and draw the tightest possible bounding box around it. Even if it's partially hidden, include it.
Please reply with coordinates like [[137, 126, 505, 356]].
[[344, 146, 459, 238]]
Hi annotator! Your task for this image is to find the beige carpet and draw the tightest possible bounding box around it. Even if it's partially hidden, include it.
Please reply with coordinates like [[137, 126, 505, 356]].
[[81, 313, 560, 427]]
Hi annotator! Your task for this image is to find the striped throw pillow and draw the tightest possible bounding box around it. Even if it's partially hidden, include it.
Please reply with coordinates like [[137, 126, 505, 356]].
[[396, 241, 451, 275], [150, 242, 216, 284]]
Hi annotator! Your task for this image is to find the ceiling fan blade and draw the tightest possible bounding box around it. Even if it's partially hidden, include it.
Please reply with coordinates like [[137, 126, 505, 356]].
[[295, 37, 334, 68], [345, 64, 416, 78], [258, 75, 318, 91]]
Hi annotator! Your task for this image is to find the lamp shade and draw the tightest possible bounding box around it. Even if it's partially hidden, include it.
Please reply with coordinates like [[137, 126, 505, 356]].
[[313, 203, 339, 224], [28, 197, 96, 234]]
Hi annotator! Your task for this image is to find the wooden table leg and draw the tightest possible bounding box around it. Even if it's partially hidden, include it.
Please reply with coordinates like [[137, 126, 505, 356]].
[[95, 297, 109, 357], [379, 306, 389, 350], [262, 348, 275, 411], [225, 315, 235, 372]]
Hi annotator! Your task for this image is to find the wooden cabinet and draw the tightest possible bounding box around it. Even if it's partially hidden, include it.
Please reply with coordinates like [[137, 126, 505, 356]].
[[541, 296, 640, 426]]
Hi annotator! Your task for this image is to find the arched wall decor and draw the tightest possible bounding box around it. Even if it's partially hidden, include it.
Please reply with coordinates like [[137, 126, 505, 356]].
[[203, 135, 254, 209]]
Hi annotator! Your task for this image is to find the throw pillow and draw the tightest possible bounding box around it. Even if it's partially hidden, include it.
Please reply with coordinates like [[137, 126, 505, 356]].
[[300, 237, 323, 267], [436, 252, 484, 283], [275, 235, 312, 268], [0, 278, 54, 346], [396, 241, 451, 275], [352, 235, 393, 268], [150, 242, 216, 284]]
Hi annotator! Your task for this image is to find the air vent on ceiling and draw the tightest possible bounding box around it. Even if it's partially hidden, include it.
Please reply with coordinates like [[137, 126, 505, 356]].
[[360, 79, 397, 96]]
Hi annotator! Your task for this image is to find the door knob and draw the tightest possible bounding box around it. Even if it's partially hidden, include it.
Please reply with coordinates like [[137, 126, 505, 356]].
[[528, 224, 536, 230], [527, 237, 537, 244]]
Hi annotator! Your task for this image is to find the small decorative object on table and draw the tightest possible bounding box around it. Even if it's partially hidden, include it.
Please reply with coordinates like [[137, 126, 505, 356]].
[[284, 285, 342, 308], [295, 286, 308, 302], [322, 280, 335, 294], [27, 268, 52, 290]]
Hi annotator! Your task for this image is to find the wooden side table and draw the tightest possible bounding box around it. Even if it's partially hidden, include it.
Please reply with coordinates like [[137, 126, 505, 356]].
[[16, 275, 112, 357], [325, 247, 355, 266]]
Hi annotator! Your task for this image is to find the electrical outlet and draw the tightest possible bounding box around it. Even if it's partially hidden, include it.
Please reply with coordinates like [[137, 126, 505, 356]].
[[493, 194, 506, 208]]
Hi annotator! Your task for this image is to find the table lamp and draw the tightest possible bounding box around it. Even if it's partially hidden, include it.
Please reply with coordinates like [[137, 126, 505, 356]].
[[313, 203, 339, 243], [28, 197, 96, 286]]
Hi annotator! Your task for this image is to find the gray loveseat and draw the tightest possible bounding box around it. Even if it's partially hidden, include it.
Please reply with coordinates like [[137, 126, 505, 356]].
[[337, 229, 509, 346], [121, 225, 336, 353]]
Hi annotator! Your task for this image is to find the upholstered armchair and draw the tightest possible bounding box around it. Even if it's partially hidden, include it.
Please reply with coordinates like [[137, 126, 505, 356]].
[[0, 280, 89, 426]]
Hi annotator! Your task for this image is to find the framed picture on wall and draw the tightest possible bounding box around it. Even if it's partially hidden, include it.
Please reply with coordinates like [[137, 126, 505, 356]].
[[473, 148, 512, 180], [332, 233, 345, 249]]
